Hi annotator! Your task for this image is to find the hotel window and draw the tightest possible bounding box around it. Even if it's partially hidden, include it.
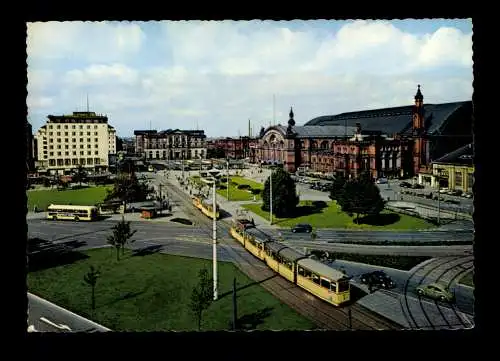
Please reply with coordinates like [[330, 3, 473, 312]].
[[57, 152, 61, 156], [79, 125, 83, 129], [65, 145, 69, 149], [87, 138, 91, 142], [87, 144, 91, 148], [80, 138, 84, 143], [72, 125, 75, 129], [64, 132, 68, 136], [88, 151, 92, 155], [94, 125, 98, 129], [49, 132, 53, 136], [72, 145, 76, 149], [64, 125, 68, 129], [65, 151, 69, 156], [95, 132, 98, 136], [95, 138, 98, 142], [49, 159, 55, 166], [49, 145, 53, 150], [80, 144, 84, 149], [49, 139, 53, 143], [65, 138, 69, 143], [65, 159, 71, 166], [95, 151, 99, 155], [95, 158, 100, 165], [80, 151, 84, 155], [73, 151, 76, 155], [72, 159, 78, 165], [87, 158, 93, 165], [87, 125, 90, 129], [455, 171, 463, 188], [49, 125, 53, 129], [57, 145, 61, 149], [95, 144, 98, 148], [87, 132, 91, 136], [57, 132, 61, 136], [57, 125, 61, 129], [72, 132, 76, 136], [80, 159, 86, 165], [57, 138, 61, 143], [72, 138, 76, 142], [467, 173, 474, 191], [49, 152, 54, 156]]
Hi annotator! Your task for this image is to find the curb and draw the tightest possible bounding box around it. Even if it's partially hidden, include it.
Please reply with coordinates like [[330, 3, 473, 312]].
[[28, 292, 112, 332]]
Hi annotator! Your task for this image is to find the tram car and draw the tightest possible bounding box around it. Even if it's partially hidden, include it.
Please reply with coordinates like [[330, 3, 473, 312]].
[[192, 195, 220, 219], [229, 219, 351, 307]]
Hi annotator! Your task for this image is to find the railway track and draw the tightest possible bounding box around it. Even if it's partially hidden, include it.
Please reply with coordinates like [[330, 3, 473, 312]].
[[166, 180, 402, 331], [400, 255, 474, 330]]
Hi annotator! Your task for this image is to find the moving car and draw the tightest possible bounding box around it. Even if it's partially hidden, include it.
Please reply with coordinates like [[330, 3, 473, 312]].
[[399, 181, 412, 188], [360, 270, 395, 289], [415, 283, 455, 303], [291, 223, 313, 233]]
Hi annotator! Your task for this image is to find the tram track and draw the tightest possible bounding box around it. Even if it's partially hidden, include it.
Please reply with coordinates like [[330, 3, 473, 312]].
[[400, 255, 474, 330], [166, 180, 401, 331]]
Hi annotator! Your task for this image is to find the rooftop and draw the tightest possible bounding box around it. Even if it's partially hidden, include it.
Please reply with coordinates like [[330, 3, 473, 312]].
[[433, 143, 473, 166]]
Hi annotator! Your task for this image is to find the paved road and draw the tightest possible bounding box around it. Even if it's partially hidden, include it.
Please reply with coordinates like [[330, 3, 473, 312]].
[[264, 229, 473, 243], [28, 293, 110, 332]]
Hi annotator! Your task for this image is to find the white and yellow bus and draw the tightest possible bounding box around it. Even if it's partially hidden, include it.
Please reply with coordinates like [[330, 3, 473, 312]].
[[47, 204, 99, 222]]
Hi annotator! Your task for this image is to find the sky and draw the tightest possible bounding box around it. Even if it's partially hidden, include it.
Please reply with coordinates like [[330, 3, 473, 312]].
[[27, 19, 473, 138]]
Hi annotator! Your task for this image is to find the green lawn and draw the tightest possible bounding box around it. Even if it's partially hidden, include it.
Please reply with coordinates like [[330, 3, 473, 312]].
[[27, 248, 316, 331], [459, 271, 474, 287], [242, 200, 435, 230], [27, 186, 112, 210], [217, 176, 264, 201]]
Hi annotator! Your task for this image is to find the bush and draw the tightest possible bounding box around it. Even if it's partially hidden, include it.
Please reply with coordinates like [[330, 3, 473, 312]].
[[230, 181, 238, 186], [250, 188, 261, 195], [237, 184, 251, 190]]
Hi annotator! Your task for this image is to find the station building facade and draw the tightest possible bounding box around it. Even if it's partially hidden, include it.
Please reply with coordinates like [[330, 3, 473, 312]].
[[256, 85, 473, 180]]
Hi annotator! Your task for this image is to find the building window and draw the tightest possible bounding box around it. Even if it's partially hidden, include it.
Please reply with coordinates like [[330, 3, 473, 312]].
[[72, 125, 75, 129], [87, 138, 91, 142], [72, 159, 78, 165], [65, 145, 68, 149], [49, 145, 53, 150], [49, 139, 53, 143], [87, 158, 93, 165], [80, 138, 83, 143], [80, 132, 83, 136], [95, 138, 98, 142], [49, 159, 55, 166], [57, 151, 61, 156], [64, 132, 68, 136], [72, 132, 76, 136], [49, 152, 54, 156], [87, 125, 90, 129], [95, 132, 98, 136], [65, 159, 70, 165], [80, 145, 84, 149], [87, 151, 91, 155], [65, 138, 69, 143], [57, 145, 61, 149], [87, 144, 91, 148], [79, 125, 83, 129], [49, 125, 53, 129], [94, 125, 98, 129], [65, 151, 69, 156], [72, 138, 76, 142], [467, 173, 474, 191], [95, 151, 99, 155], [57, 132, 61, 136], [80, 159, 86, 165], [455, 171, 463, 188], [72, 145, 76, 149], [64, 125, 68, 129], [56, 125, 61, 129], [49, 132, 53, 136], [80, 151, 84, 155], [95, 144, 99, 148], [73, 151, 76, 155], [57, 159, 63, 166], [95, 158, 100, 165]]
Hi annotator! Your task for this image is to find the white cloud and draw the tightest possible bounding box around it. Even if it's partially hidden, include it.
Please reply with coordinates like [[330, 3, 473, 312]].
[[27, 21, 145, 62], [26, 20, 473, 137]]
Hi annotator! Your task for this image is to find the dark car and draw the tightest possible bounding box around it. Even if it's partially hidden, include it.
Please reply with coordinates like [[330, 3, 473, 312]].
[[399, 181, 412, 188], [291, 223, 313, 233], [360, 271, 395, 289]]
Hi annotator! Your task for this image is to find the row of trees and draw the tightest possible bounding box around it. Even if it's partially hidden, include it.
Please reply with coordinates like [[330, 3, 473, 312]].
[[260, 167, 385, 223]]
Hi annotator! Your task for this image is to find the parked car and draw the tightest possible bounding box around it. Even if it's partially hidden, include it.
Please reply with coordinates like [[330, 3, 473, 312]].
[[291, 223, 313, 233], [415, 283, 455, 303], [399, 181, 412, 188], [360, 271, 395, 289], [462, 192, 473, 198], [411, 183, 424, 189], [376, 178, 388, 184]]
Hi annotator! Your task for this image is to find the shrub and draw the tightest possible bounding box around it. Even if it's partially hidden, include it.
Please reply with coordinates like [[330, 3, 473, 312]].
[[237, 184, 251, 190], [250, 188, 261, 195]]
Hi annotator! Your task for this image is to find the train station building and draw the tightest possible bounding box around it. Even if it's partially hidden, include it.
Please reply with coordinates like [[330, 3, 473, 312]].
[[255, 85, 472, 181]]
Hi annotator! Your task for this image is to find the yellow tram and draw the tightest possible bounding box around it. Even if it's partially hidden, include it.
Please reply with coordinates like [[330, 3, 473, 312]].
[[192, 195, 220, 219], [229, 219, 351, 307]]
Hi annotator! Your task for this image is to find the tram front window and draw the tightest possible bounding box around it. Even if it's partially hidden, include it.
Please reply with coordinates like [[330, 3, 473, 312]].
[[337, 280, 349, 292]]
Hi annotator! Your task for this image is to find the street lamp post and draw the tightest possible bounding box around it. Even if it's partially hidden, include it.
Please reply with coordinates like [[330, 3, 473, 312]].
[[436, 169, 441, 225], [212, 178, 218, 300], [227, 159, 230, 201], [269, 166, 273, 225]]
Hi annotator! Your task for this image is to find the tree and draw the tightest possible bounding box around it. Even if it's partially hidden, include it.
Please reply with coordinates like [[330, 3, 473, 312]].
[[261, 168, 299, 217], [73, 165, 87, 187], [107, 216, 137, 261], [189, 268, 214, 331], [83, 265, 101, 312], [337, 176, 385, 224], [329, 174, 347, 201], [105, 172, 153, 203]]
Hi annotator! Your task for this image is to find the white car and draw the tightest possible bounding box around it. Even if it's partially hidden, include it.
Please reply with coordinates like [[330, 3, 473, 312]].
[[376, 178, 388, 184]]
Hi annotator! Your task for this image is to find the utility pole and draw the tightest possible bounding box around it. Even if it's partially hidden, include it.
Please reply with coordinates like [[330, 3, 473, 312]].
[[182, 152, 185, 181], [227, 159, 230, 201], [437, 170, 441, 225], [232, 277, 237, 330], [269, 167, 273, 225], [212, 179, 218, 300]]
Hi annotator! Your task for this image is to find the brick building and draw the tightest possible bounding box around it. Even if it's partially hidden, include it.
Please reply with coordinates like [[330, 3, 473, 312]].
[[206, 136, 258, 161], [134, 129, 207, 160], [256, 85, 472, 180]]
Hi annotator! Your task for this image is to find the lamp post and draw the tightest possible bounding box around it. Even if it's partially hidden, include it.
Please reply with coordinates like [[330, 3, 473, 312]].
[[227, 159, 230, 201], [207, 168, 220, 301], [436, 168, 441, 225], [269, 140, 277, 225]]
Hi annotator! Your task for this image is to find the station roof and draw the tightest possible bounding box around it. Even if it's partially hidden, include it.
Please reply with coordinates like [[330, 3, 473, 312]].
[[433, 143, 473, 166]]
